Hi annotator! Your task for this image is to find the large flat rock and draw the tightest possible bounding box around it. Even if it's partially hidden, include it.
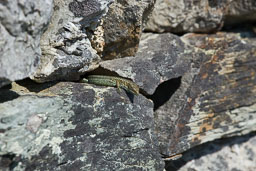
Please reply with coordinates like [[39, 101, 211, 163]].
[[0, 81, 164, 170]]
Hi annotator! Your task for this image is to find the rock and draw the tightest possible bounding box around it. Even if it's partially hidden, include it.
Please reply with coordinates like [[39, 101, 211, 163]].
[[99, 33, 204, 95], [154, 32, 256, 156], [144, 0, 225, 33], [145, 0, 256, 33], [31, 0, 154, 82], [225, 0, 256, 25], [31, 0, 113, 83], [166, 133, 256, 171], [0, 81, 164, 170], [101, 0, 155, 59], [0, 0, 53, 87]]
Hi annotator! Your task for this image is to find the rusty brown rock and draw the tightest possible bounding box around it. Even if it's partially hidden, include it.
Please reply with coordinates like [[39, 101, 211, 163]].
[[101, 0, 155, 59], [155, 32, 256, 156]]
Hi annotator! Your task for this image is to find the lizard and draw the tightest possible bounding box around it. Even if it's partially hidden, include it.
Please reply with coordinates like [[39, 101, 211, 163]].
[[81, 75, 140, 95]]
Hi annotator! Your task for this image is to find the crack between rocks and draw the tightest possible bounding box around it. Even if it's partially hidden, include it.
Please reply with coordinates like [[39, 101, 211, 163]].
[[146, 77, 182, 110]]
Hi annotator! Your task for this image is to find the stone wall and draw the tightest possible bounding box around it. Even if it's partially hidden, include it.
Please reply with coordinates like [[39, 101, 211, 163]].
[[1, 0, 256, 170]]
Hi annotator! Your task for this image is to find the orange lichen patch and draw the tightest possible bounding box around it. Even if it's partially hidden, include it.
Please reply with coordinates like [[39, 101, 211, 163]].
[[187, 97, 192, 103], [251, 70, 255, 77], [219, 96, 227, 103], [201, 73, 208, 79], [207, 37, 215, 45], [192, 113, 216, 143], [210, 54, 218, 64], [252, 85, 256, 94], [177, 123, 185, 129]]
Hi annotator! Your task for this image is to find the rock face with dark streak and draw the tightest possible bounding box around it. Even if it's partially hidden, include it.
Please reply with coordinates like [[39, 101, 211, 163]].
[[0, 82, 164, 170], [154, 32, 256, 156], [99, 33, 204, 95]]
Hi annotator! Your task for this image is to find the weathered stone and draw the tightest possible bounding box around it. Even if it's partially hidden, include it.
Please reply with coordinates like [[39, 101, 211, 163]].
[[225, 0, 256, 25], [0, 81, 164, 170], [154, 32, 256, 156], [0, 0, 53, 87], [31, 0, 113, 83], [145, 0, 256, 33], [101, 0, 155, 59], [99, 33, 204, 95], [166, 133, 256, 171], [145, 0, 225, 33]]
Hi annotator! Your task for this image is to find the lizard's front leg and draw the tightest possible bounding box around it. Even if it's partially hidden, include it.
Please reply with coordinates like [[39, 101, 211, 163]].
[[116, 80, 122, 94]]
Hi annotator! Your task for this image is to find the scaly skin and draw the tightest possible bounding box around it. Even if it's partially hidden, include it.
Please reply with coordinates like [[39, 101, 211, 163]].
[[81, 75, 139, 95]]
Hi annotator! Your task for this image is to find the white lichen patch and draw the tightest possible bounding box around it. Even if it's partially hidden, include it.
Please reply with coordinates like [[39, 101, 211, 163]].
[[49, 137, 63, 155]]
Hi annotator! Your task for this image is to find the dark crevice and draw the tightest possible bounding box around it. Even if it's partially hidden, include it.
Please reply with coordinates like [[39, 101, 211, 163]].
[[0, 153, 17, 170], [165, 132, 256, 171], [146, 77, 182, 111], [0, 84, 20, 103], [15, 78, 58, 93], [81, 66, 122, 78], [57, 161, 68, 167], [0, 78, 59, 103], [222, 23, 256, 38], [122, 128, 150, 137]]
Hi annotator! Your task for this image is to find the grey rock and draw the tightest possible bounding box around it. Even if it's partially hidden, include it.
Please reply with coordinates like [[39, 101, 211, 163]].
[[0, 0, 53, 87], [101, 0, 155, 59], [0, 81, 164, 170], [99, 33, 204, 95], [145, 0, 225, 33], [154, 32, 256, 156], [166, 133, 256, 171], [31, 0, 113, 83], [225, 0, 256, 25], [145, 0, 256, 33]]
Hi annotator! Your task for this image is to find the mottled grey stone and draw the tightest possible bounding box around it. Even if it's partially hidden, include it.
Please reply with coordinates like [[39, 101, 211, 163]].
[[0, 0, 53, 87], [0, 81, 164, 170], [99, 33, 204, 95], [145, 0, 225, 33], [154, 32, 256, 156], [145, 0, 256, 33], [31, 0, 113, 83], [166, 133, 256, 171], [225, 0, 256, 25]]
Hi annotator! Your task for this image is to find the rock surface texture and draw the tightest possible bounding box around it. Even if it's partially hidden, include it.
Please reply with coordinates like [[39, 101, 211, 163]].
[[0, 0, 256, 170], [101, 0, 155, 59], [31, 0, 113, 83], [166, 133, 256, 171], [154, 32, 256, 157], [145, 0, 256, 33], [0, 81, 164, 170], [0, 0, 53, 87]]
